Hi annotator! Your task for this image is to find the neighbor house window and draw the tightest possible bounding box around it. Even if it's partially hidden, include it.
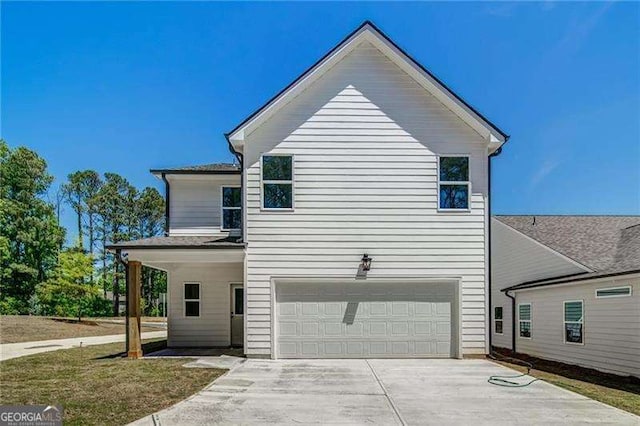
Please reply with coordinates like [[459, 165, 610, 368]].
[[262, 155, 293, 209], [518, 303, 531, 338], [438, 156, 470, 210], [595, 286, 632, 298], [564, 300, 583, 344], [184, 283, 200, 317], [221, 186, 241, 230], [494, 307, 503, 334]]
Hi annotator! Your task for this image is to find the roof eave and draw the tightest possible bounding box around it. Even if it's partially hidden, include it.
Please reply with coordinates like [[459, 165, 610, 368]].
[[106, 243, 246, 251], [502, 269, 640, 292]]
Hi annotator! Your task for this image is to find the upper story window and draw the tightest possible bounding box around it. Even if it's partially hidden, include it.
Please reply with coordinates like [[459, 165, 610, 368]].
[[262, 155, 293, 210], [222, 186, 241, 230], [438, 156, 470, 210]]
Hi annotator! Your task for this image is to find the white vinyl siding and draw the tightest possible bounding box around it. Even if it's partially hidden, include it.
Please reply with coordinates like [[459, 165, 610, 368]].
[[490, 218, 589, 349], [168, 175, 241, 236], [167, 263, 243, 347], [243, 41, 491, 357], [515, 277, 640, 378]]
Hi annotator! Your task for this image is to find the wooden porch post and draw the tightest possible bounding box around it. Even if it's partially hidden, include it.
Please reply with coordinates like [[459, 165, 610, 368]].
[[127, 260, 143, 359]]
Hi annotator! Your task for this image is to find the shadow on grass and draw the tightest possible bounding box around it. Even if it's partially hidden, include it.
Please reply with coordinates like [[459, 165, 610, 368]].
[[492, 347, 640, 395], [94, 339, 168, 360]]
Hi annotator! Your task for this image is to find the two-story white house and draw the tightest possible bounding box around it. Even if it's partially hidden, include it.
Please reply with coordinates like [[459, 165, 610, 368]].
[[110, 21, 509, 359]]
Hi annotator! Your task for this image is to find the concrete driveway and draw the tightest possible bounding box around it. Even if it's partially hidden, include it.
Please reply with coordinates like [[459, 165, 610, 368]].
[[132, 359, 638, 425]]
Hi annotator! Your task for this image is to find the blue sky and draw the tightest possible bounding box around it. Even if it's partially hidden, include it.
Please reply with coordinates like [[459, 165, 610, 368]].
[[2, 2, 639, 242]]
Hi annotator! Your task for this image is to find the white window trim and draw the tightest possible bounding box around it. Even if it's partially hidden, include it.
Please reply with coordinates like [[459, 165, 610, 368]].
[[437, 154, 471, 212], [518, 303, 532, 339], [184, 282, 201, 318], [595, 285, 632, 299], [220, 185, 241, 231], [494, 306, 504, 335], [260, 154, 295, 211], [563, 300, 584, 346]]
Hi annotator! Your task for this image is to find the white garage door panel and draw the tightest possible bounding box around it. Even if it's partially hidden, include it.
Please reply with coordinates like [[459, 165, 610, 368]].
[[276, 282, 455, 358]]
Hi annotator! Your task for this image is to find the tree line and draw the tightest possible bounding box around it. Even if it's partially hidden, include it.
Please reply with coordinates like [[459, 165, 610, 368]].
[[0, 140, 166, 318]]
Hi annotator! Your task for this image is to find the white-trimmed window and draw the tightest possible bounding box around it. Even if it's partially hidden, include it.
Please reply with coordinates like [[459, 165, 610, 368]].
[[184, 283, 200, 317], [221, 186, 241, 230], [564, 300, 584, 344], [262, 155, 293, 209], [438, 156, 470, 210], [595, 286, 632, 298], [494, 306, 503, 334], [518, 303, 532, 338]]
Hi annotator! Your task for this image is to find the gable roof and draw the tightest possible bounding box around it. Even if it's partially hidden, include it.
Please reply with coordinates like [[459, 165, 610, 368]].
[[226, 21, 509, 153], [497, 215, 640, 291], [150, 163, 240, 176]]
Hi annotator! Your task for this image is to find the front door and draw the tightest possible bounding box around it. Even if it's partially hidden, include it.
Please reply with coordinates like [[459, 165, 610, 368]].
[[230, 284, 244, 347]]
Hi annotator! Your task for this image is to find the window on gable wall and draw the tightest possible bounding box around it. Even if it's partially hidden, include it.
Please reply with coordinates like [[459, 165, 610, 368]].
[[262, 155, 293, 209], [222, 186, 241, 230], [438, 156, 470, 210]]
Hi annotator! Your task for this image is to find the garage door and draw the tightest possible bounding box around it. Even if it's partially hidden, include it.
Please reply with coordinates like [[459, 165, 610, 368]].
[[276, 281, 456, 358]]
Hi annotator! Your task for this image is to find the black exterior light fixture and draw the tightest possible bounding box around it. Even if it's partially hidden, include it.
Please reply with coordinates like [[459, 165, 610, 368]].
[[356, 253, 372, 280], [361, 254, 372, 272]]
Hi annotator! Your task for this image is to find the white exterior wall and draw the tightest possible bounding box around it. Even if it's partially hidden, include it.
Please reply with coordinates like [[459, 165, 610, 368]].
[[167, 262, 243, 347], [491, 219, 588, 349], [514, 276, 640, 377], [168, 175, 240, 236], [243, 41, 492, 357]]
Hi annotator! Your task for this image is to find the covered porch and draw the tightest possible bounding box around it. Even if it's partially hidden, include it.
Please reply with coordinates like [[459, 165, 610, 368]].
[[108, 236, 245, 358]]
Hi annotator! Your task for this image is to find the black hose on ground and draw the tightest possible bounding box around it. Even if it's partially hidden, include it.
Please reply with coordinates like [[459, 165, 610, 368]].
[[487, 352, 540, 387]]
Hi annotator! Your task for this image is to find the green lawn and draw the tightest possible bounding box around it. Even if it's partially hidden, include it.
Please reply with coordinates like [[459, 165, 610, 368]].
[[0, 340, 225, 425]]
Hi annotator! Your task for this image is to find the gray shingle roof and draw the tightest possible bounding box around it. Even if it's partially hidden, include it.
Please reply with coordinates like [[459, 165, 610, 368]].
[[496, 215, 640, 291], [106, 235, 244, 250], [150, 163, 240, 174]]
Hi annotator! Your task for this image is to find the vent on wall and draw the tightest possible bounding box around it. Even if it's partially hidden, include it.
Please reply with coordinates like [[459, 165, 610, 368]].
[[595, 286, 632, 298]]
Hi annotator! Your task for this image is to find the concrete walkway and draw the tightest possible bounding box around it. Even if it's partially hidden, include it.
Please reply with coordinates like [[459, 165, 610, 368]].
[[130, 358, 639, 426], [0, 330, 167, 361]]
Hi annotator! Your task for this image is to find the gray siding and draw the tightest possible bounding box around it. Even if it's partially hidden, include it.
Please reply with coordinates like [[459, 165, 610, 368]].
[[491, 219, 587, 349], [515, 277, 640, 377], [244, 41, 492, 357], [168, 175, 240, 236], [167, 262, 243, 347]]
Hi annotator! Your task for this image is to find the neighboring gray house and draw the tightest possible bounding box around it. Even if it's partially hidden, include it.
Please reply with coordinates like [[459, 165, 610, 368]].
[[491, 215, 640, 377], [108, 21, 510, 359]]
